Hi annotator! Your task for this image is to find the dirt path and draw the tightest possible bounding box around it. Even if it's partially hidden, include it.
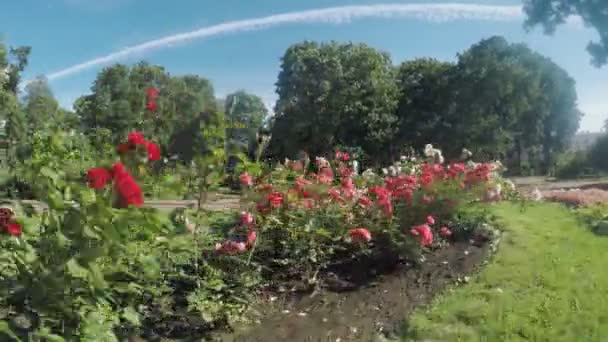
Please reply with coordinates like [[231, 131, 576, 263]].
[[213, 240, 491, 342], [510, 176, 608, 191], [1, 195, 241, 213]]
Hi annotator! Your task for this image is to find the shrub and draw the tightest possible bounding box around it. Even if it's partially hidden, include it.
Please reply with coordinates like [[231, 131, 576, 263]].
[[554, 151, 593, 179], [589, 133, 608, 172], [0, 131, 256, 340], [223, 145, 505, 286]]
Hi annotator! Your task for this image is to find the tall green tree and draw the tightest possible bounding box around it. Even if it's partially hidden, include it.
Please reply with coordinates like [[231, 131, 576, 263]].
[[23, 76, 60, 132], [523, 0, 608, 67], [75, 62, 217, 152], [270, 41, 399, 163], [448, 37, 579, 171], [225, 90, 267, 153], [394, 58, 453, 152], [2, 45, 31, 94], [0, 41, 29, 167]]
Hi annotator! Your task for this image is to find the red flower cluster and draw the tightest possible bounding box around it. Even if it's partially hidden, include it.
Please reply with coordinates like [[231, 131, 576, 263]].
[[410, 224, 433, 247], [112, 162, 144, 208], [439, 226, 452, 238], [117, 132, 161, 162], [0, 207, 21, 237], [335, 151, 350, 161], [369, 186, 393, 216], [239, 172, 253, 187], [349, 228, 371, 243], [146, 87, 159, 112], [216, 211, 258, 255], [385, 175, 417, 203], [87, 168, 112, 189], [87, 132, 161, 208], [464, 164, 491, 186]]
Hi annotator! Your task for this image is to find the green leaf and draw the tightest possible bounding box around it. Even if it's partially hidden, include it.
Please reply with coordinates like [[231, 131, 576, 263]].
[[66, 258, 89, 279], [121, 307, 140, 326], [0, 321, 21, 341], [40, 167, 59, 182], [87, 262, 108, 289]]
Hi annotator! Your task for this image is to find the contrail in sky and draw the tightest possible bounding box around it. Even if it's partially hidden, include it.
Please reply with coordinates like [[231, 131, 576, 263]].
[[37, 3, 535, 82]]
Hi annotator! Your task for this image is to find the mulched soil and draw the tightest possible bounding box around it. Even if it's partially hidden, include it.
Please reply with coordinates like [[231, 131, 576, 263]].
[[210, 238, 491, 342]]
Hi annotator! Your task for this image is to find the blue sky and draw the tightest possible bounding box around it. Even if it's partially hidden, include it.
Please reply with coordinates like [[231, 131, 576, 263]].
[[1, 0, 606, 132]]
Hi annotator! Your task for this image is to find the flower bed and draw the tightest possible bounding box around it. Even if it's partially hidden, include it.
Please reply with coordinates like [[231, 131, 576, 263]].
[[541, 188, 608, 207], [0, 134, 512, 340]]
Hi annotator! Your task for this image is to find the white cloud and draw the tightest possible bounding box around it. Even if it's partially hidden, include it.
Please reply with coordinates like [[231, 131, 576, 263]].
[[35, 3, 531, 83]]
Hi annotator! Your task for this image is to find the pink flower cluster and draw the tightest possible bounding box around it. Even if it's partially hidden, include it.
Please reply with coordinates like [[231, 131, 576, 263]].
[[215, 211, 258, 255], [233, 155, 493, 249]]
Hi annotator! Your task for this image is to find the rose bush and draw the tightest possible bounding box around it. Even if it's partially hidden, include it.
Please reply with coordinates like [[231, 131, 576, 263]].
[[0, 129, 257, 340], [214, 144, 510, 286]]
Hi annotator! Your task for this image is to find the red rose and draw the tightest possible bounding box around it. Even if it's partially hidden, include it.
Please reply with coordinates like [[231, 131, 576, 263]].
[[256, 202, 270, 215], [426, 215, 435, 225], [266, 192, 284, 209], [145, 141, 161, 161], [127, 132, 146, 146], [215, 240, 247, 255], [111, 162, 128, 178], [349, 228, 371, 243], [240, 211, 254, 226], [440, 226, 452, 238], [117, 143, 130, 154], [357, 195, 372, 208], [239, 172, 253, 187], [411, 224, 433, 246], [6, 223, 22, 237], [113, 168, 144, 208], [87, 167, 112, 189], [146, 87, 159, 98], [146, 101, 158, 112], [246, 229, 257, 247]]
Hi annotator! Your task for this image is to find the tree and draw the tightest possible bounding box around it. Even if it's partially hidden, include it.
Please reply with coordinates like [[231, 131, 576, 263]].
[[2, 45, 31, 94], [75, 62, 217, 153], [23, 76, 60, 132], [223, 90, 268, 172], [447, 37, 579, 173], [225, 91, 267, 150], [523, 0, 608, 67], [270, 41, 399, 163], [394, 58, 453, 153]]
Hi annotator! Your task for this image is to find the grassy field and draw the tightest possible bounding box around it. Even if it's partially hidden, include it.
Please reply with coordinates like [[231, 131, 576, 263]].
[[403, 202, 608, 341]]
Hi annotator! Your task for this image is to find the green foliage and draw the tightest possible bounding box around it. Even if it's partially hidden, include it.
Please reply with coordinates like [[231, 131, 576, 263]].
[[269, 41, 399, 163], [524, 0, 608, 67], [553, 151, 593, 179], [0, 129, 258, 340], [589, 133, 608, 172], [23, 76, 60, 132], [75, 62, 218, 153], [576, 203, 608, 234]]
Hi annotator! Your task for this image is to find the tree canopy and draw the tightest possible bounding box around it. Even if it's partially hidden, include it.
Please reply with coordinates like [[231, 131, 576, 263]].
[[523, 0, 608, 67], [269, 41, 399, 163]]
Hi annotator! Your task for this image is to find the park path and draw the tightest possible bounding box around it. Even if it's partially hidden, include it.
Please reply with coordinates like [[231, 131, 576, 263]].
[[510, 176, 608, 191], [1, 195, 241, 213]]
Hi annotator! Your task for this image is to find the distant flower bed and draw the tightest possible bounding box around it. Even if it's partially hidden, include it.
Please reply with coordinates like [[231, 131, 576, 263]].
[[541, 189, 608, 207]]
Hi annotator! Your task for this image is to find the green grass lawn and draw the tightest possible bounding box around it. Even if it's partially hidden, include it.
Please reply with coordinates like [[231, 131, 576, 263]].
[[403, 202, 608, 341]]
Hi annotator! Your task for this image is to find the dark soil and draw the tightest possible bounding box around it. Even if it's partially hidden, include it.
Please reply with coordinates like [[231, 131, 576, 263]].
[[211, 239, 490, 342]]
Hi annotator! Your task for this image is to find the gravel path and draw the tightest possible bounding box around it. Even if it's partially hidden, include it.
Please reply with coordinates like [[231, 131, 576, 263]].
[[1, 196, 241, 213]]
